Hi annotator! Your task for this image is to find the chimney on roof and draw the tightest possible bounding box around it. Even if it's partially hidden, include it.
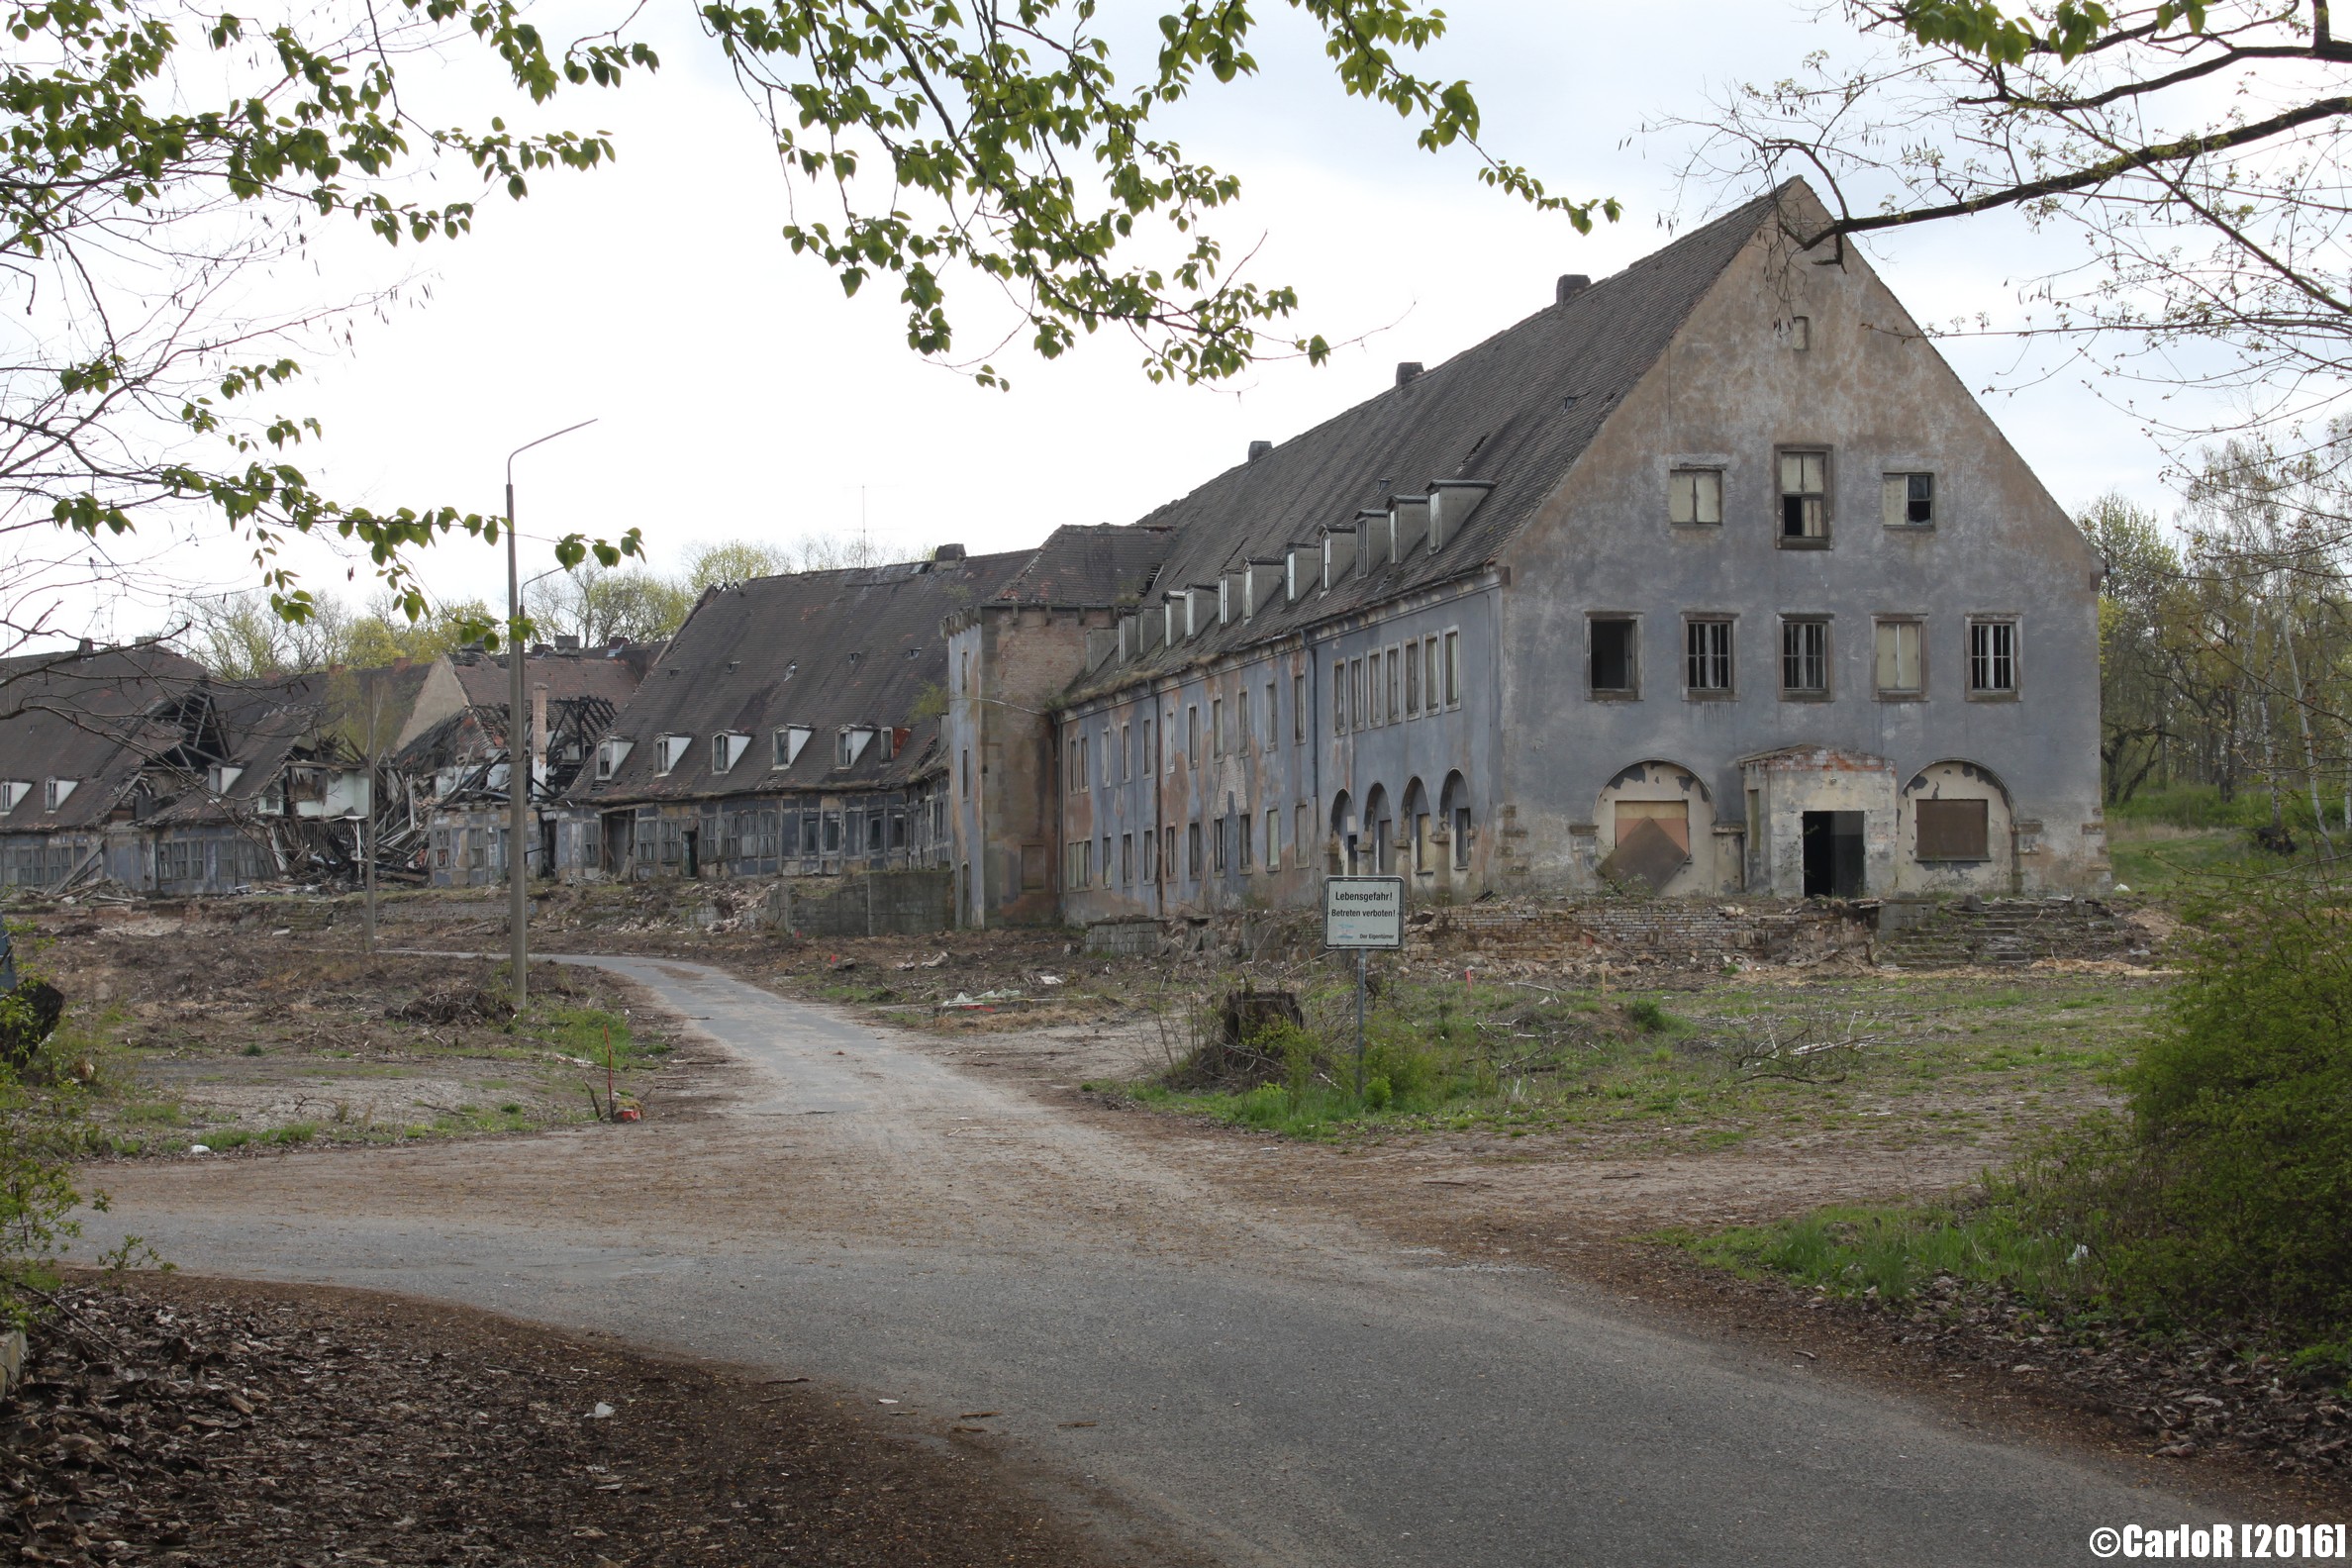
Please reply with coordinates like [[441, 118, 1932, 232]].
[[1556, 273, 1591, 305], [605, 635, 626, 651], [1395, 361, 1423, 387], [1247, 440, 1273, 462], [75, 637, 93, 655], [554, 634, 580, 652], [932, 542, 967, 560]]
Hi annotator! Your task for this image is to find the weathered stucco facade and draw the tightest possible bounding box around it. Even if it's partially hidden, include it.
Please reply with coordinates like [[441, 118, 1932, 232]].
[[949, 180, 2105, 923]]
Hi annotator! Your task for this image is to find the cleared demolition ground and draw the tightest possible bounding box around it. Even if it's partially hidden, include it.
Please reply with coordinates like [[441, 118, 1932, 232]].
[[17, 907, 697, 1155], [9, 885, 2348, 1521]]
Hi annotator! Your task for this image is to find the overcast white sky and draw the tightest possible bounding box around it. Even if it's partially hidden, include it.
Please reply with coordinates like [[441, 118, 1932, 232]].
[[66, 1, 2202, 645]]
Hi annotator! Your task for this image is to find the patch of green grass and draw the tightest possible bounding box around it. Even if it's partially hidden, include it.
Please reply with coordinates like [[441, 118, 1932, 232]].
[[499, 1101, 523, 1115], [241, 1042, 265, 1056], [1671, 1202, 2087, 1305], [119, 1101, 182, 1126], [269, 1122, 317, 1145]]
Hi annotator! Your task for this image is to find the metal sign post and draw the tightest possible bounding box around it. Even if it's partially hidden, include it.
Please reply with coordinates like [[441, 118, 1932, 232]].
[[1323, 876, 1405, 1098]]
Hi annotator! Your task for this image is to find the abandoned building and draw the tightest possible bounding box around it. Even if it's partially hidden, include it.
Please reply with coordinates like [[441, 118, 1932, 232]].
[[945, 179, 2106, 924], [554, 545, 1157, 882], [406, 642, 651, 888]]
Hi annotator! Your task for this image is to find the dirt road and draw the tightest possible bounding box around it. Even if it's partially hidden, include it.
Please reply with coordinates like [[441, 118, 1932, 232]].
[[81, 954, 2239, 1567]]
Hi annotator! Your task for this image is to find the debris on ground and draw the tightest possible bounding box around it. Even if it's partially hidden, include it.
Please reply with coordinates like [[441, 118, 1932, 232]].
[[384, 986, 514, 1027], [0, 1276, 1109, 1566]]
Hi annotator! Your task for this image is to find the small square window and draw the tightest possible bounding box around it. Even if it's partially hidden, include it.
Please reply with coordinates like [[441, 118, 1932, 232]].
[[1785, 315, 1811, 350], [1590, 619, 1637, 697], [1876, 621, 1925, 696], [1669, 468, 1722, 526], [1779, 450, 1828, 543], [1686, 619, 1734, 695], [1969, 620, 2018, 695], [1780, 619, 1829, 697], [1883, 472, 1934, 527]]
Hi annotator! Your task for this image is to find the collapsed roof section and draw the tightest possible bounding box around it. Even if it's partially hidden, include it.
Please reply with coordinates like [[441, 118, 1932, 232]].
[[0, 644, 218, 832], [571, 548, 1035, 807]]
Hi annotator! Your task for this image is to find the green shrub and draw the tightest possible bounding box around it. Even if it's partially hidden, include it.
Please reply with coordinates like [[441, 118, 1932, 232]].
[[1363, 1074, 1394, 1111], [1626, 999, 1672, 1032], [2106, 874, 2352, 1331]]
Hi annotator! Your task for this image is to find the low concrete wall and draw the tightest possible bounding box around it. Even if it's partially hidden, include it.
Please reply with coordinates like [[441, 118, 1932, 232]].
[[770, 871, 953, 938]]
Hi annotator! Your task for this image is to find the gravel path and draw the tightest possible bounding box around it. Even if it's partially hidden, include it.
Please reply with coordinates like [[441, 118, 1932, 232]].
[[80, 953, 2237, 1568]]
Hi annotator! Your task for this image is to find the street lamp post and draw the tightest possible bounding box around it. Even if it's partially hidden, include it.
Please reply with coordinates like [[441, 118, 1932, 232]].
[[505, 418, 597, 1011]]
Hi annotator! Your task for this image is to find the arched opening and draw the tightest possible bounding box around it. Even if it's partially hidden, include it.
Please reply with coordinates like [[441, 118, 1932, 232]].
[[1596, 760, 1715, 896], [1402, 778, 1432, 875], [1898, 759, 2016, 894], [1362, 783, 1392, 875], [1439, 770, 1472, 874], [1327, 789, 1353, 875]]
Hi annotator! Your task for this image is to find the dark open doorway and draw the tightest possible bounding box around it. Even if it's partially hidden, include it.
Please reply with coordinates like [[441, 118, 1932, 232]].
[[539, 820, 556, 881], [1801, 811, 1866, 898], [683, 829, 700, 879]]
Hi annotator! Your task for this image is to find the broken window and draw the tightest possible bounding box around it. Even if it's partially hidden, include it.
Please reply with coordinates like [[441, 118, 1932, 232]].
[[655, 735, 691, 775], [1351, 658, 1367, 729], [1405, 639, 1421, 716], [1237, 808, 1252, 870], [1779, 450, 1828, 542], [1120, 723, 1131, 782], [1916, 798, 1991, 861], [1686, 619, 1734, 695], [1265, 808, 1280, 870], [1141, 828, 1157, 882], [1264, 681, 1277, 749], [1164, 825, 1176, 881], [1452, 805, 1472, 870], [1590, 619, 1637, 696], [1883, 472, 1934, 527], [1443, 630, 1462, 707], [1875, 621, 1924, 696], [1293, 673, 1307, 741], [1212, 698, 1225, 756], [1780, 619, 1829, 697], [1066, 839, 1091, 889], [1330, 662, 1346, 734], [1188, 821, 1202, 878], [1669, 468, 1722, 526], [1969, 620, 2017, 695], [1188, 704, 1201, 765], [1121, 833, 1132, 884]]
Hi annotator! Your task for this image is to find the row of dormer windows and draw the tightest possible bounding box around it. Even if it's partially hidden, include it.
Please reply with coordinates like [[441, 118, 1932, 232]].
[[598, 726, 899, 782], [0, 779, 75, 813]]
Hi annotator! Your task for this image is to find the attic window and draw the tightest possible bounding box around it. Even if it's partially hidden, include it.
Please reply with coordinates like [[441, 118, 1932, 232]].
[[773, 726, 812, 768], [835, 728, 874, 768], [44, 777, 76, 812], [596, 738, 634, 780], [1783, 315, 1812, 350], [207, 763, 244, 794], [712, 732, 750, 773], [655, 735, 692, 775], [0, 781, 27, 812]]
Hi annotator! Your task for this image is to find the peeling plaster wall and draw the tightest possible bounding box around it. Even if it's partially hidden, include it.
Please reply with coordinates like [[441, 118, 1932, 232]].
[[1497, 203, 2106, 899]]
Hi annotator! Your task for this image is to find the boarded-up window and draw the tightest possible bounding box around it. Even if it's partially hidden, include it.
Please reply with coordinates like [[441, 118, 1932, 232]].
[[1600, 801, 1691, 893], [1915, 799, 1990, 861]]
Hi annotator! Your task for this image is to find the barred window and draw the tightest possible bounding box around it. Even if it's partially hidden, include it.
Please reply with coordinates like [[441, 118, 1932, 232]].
[[1969, 621, 2017, 694], [1781, 619, 1829, 696], [1686, 619, 1734, 694]]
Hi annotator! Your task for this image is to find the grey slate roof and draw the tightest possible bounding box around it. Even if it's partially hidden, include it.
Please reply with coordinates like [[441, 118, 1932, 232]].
[[568, 549, 1035, 807], [1065, 185, 1788, 701], [989, 523, 1175, 606]]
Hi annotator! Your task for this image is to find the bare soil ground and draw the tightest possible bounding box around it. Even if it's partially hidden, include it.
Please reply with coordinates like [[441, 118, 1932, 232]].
[[16, 910, 698, 1153], [2, 1273, 1115, 1567]]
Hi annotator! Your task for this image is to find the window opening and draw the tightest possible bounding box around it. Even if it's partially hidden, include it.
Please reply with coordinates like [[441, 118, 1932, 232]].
[[1916, 798, 1990, 861], [1781, 620, 1829, 696], [1669, 468, 1722, 526], [1876, 621, 1924, 695], [1590, 620, 1637, 696], [1686, 620, 1734, 694], [1443, 631, 1462, 706], [1970, 621, 2017, 693], [1883, 472, 1934, 527], [1780, 450, 1827, 541]]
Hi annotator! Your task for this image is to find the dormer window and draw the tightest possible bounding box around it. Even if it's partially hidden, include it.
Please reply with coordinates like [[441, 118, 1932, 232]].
[[1, 781, 30, 812], [712, 732, 750, 773], [44, 778, 77, 812], [596, 738, 634, 780], [208, 764, 244, 794], [773, 726, 813, 768], [655, 735, 691, 775], [836, 728, 874, 768]]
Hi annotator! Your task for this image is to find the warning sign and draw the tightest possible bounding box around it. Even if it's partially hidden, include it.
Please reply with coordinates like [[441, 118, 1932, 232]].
[[1323, 876, 1405, 949]]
